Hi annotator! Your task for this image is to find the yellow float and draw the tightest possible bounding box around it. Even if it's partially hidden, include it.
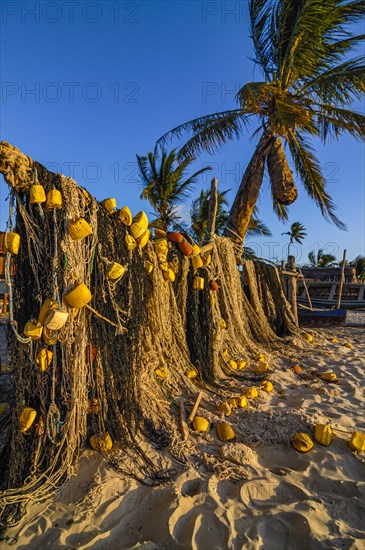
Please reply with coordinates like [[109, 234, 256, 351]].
[[119, 206, 133, 226], [68, 218, 92, 240], [90, 432, 113, 452], [193, 276, 204, 290], [35, 348, 53, 371], [314, 424, 333, 446], [216, 422, 235, 442], [4, 232, 20, 255], [19, 407, 37, 433], [192, 416, 210, 433], [125, 234, 137, 251], [291, 432, 313, 452], [260, 380, 273, 392], [218, 402, 232, 416], [245, 388, 259, 399], [102, 198, 117, 213], [64, 283, 91, 309], [349, 431, 365, 452], [107, 262, 126, 281], [24, 319, 43, 340], [46, 189, 63, 210], [30, 184, 46, 204]]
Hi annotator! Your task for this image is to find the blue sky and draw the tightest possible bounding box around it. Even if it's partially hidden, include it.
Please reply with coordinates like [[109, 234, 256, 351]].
[[0, 0, 364, 264]]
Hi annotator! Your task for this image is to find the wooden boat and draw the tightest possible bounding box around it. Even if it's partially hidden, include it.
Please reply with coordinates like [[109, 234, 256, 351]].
[[298, 305, 347, 326], [297, 281, 365, 309]]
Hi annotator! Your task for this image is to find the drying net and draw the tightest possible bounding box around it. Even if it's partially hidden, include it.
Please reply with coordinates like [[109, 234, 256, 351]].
[[0, 141, 299, 533]]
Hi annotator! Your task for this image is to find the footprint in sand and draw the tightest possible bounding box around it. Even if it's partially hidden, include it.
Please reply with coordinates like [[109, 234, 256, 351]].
[[257, 446, 311, 473], [169, 498, 231, 549], [181, 479, 203, 497], [240, 479, 310, 509], [257, 511, 312, 550]]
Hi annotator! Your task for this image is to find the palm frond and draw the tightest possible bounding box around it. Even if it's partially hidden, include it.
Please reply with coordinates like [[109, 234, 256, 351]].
[[271, 192, 290, 221], [157, 110, 251, 159], [242, 245, 259, 259], [314, 104, 365, 142], [273, 0, 365, 87], [300, 56, 365, 106], [286, 130, 346, 229], [249, 0, 275, 77], [247, 217, 272, 237]]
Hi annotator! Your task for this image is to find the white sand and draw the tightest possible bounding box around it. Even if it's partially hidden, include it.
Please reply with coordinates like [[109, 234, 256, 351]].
[[5, 325, 365, 549]]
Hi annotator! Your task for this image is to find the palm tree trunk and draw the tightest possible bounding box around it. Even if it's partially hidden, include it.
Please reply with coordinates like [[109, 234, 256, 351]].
[[224, 133, 272, 249]]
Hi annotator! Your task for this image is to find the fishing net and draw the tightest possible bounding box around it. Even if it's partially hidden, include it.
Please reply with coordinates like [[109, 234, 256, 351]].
[[0, 141, 299, 533]]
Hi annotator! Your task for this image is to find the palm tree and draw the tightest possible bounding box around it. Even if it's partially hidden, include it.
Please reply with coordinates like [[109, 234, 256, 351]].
[[349, 255, 365, 279], [158, 0, 365, 247], [137, 149, 211, 230], [308, 249, 337, 267], [282, 221, 307, 258], [190, 188, 230, 244], [190, 189, 271, 244]]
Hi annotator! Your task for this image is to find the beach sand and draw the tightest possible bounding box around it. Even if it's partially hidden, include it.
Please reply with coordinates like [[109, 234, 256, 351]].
[[4, 318, 365, 550]]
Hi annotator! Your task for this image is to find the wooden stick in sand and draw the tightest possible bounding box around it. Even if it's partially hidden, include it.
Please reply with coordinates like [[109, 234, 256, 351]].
[[187, 391, 203, 425], [336, 249, 347, 309], [179, 399, 189, 441]]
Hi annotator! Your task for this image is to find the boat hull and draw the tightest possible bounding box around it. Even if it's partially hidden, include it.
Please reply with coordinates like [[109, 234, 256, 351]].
[[298, 306, 347, 326]]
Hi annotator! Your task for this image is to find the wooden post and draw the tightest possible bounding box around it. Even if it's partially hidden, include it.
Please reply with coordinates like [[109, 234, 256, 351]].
[[287, 255, 298, 323], [336, 249, 347, 309], [204, 177, 218, 243], [280, 260, 286, 290], [2, 293, 8, 313]]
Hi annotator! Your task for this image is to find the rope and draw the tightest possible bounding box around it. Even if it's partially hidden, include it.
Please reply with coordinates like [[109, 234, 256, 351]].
[[4, 251, 31, 345], [85, 304, 127, 331]]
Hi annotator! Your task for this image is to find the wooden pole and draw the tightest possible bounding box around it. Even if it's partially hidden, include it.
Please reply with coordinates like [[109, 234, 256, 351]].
[[336, 249, 347, 309], [204, 177, 218, 243], [179, 399, 189, 440], [287, 255, 298, 323], [187, 391, 203, 425], [298, 268, 313, 310], [280, 260, 286, 290]]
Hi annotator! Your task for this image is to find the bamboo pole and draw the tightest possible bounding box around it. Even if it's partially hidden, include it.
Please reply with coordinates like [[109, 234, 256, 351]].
[[336, 249, 347, 309], [204, 177, 218, 243]]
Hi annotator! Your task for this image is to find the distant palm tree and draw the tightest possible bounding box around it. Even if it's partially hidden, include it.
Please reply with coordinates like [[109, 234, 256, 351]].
[[158, 0, 364, 247], [349, 255, 365, 279], [190, 188, 229, 244], [308, 249, 337, 267], [137, 149, 211, 230], [282, 222, 307, 258], [190, 189, 271, 245]]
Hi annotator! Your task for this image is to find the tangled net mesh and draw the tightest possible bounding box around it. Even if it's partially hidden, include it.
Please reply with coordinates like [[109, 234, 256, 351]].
[[0, 142, 299, 532]]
